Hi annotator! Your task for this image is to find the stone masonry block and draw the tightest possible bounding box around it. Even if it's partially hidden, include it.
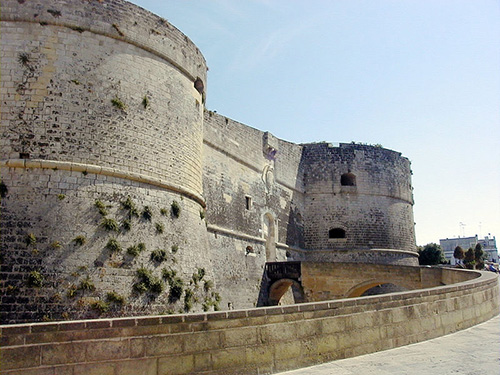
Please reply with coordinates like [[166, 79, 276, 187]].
[[158, 354, 194, 375], [1, 346, 42, 370]]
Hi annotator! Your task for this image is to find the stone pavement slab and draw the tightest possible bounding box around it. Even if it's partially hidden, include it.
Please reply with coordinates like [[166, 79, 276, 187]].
[[278, 314, 500, 375]]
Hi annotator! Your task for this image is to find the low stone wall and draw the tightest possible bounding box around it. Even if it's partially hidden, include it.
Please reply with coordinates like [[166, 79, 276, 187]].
[[1, 268, 498, 375]]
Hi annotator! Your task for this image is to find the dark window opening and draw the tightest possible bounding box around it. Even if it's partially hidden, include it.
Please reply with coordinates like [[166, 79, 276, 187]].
[[20, 152, 30, 159], [329, 228, 346, 239], [245, 196, 252, 210], [194, 77, 204, 95], [341, 172, 356, 186]]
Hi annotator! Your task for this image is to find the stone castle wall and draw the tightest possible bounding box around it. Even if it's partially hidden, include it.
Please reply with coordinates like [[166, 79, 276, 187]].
[[1, 0, 417, 323], [301, 143, 415, 253], [2, 268, 498, 375], [0, 0, 213, 323], [202, 112, 306, 309]]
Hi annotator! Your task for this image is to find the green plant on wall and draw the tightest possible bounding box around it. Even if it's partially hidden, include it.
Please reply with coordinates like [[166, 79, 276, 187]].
[[25, 233, 37, 247], [151, 249, 167, 263], [142, 95, 149, 109], [191, 267, 205, 286], [142, 206, 153, 221], [127, 242, 146, 257], [90, 300, 109, 314], [171, 201, 181, 218], [155, 222, 164, 234], [122, 219, 131, 231], [184, 288, 194, 312], [27, 271, 43, 287], [17, 52, 31, 67], [111, 97, 126, 110], [73, 235, 86, 246], [95, 200, 108, 216], [101, 217, 119, 232], [106, 291, 126, 305], [134, 267, 164, 295], [105, 238, 122, 253], [78, 276, 96, 292], [50, 241, 62, 249]]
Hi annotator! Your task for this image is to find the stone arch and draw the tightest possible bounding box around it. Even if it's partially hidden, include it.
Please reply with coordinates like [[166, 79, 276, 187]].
[[263, 212, 276, 261], [346, 280, 410, 298], [268, 278, 305, 306]]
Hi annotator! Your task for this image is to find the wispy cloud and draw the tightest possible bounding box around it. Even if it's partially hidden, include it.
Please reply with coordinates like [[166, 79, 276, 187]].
[[229, 12, 329, 73]]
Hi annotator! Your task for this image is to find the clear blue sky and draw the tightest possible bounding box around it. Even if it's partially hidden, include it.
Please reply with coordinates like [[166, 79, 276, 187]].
[[132, 0, 500, 246]]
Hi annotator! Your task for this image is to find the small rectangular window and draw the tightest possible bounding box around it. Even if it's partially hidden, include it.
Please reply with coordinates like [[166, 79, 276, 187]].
[[245, 196, 252, 210]]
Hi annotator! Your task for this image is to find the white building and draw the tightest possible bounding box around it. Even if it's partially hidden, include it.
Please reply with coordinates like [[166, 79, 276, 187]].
[[440, 235, 498, 265]]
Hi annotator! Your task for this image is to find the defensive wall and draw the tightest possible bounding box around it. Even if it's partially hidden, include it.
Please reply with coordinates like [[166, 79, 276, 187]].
[[1, 267, 498, 375], [1, 0, 214, 322], [1, 0, 416, 322]]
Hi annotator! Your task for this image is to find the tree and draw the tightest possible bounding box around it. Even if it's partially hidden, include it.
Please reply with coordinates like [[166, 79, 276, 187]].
[[453, 246, 465, 266], [418, 243, 445, 265], [463, 247, 475, 269], [474, 243, 485, 270]]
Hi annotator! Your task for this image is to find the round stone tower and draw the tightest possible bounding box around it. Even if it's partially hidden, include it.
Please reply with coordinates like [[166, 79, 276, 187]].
[[0, 0, 213, 322], [300, 143, 417, 265]]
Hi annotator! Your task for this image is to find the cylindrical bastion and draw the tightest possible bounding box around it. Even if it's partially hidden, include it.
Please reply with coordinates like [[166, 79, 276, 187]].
[[0, 0, 212, 323]]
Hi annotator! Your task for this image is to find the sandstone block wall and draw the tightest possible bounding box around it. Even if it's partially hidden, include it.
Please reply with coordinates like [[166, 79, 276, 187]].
[[1, 269, 498, 375], [202, 112, 306, 310], [0, 0, 214, 323], [302, 143, 415, 252]]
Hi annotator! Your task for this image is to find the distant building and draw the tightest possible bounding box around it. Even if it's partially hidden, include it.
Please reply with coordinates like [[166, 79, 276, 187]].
[[440, 235, 498, 265]]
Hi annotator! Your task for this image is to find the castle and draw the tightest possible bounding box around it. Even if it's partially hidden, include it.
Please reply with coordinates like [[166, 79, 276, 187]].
[[1, 0, 416, 323]]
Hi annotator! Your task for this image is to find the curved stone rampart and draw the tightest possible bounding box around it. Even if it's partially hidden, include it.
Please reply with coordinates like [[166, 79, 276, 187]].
[[1, 268, 498, 374], [0, 0, 211, 323], [302, 143, 416, 253]]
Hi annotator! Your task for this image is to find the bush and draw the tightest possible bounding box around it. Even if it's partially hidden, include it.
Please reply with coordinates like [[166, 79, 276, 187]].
[[91, 300, 109, 313], [151, 249, 167, 263], [168, 277, 184, 303], [95, 200, 108, 216], [27, 271, 43, 287], [417, 243, 445, 265], [101, 217, 119, 232], [142, 206, 153, 221], [171, 201, 181, 218], [105, 238, 122, 253], [73, 235, 86, 246], [78, 276, 95, 292], [134, 267, 164, 295], [25, 233, 37, 247], [106, 291, 126, 305], [155, 222, 164, 234]]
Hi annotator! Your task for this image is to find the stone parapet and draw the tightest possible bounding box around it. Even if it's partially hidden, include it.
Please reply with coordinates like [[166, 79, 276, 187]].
[[2, 268, 498, 375]]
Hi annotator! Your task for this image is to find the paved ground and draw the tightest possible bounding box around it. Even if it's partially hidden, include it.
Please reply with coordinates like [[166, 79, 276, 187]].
[[279, 314, 500, 375]]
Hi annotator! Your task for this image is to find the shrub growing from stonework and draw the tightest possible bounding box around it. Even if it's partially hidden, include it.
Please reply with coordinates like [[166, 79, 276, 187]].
[[417, 243, 445, 265]]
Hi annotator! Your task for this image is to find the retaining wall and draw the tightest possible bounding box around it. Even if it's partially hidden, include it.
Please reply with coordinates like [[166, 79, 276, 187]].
[[1, 268, 498, 375]]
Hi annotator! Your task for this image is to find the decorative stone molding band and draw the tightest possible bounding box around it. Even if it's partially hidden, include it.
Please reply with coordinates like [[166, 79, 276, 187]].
[[206, 224, 266, 244], [1, 159, 206, 208], [287, 247, 419, 258]]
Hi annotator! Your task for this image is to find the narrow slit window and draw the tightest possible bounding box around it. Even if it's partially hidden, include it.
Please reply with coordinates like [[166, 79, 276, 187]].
[[245, 196, 252, 210]]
